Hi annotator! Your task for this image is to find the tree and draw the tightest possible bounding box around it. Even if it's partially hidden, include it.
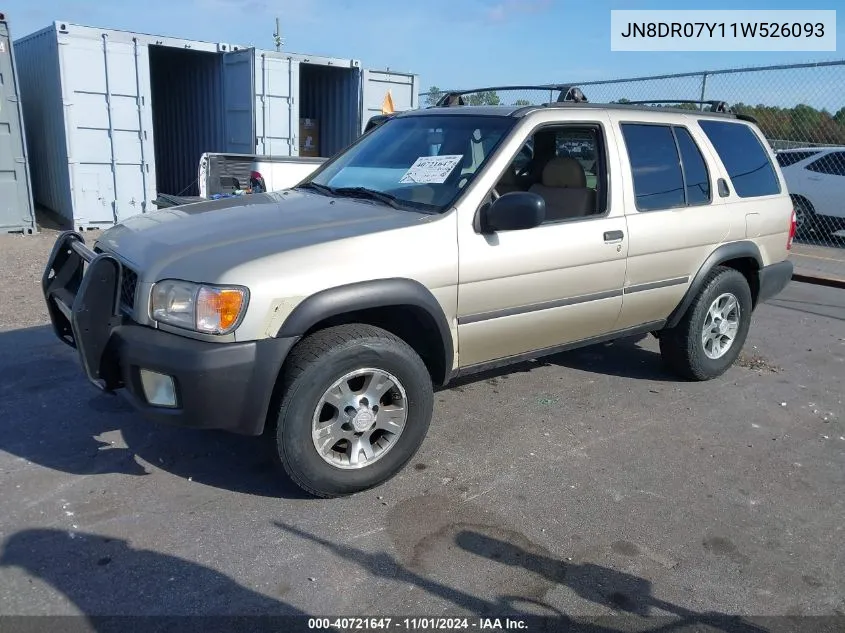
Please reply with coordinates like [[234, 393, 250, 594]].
[[513, 99, 531, 106], [465, 90, 501, 106], [424, 86, 441, 107]]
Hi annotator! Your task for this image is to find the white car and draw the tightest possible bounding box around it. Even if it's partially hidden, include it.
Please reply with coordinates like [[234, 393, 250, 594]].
[[776, 147, 845, 238]]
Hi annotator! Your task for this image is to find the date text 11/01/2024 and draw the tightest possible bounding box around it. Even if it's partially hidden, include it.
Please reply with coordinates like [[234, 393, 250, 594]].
[[308, 618, 528, 630], [619, 21, 826, 38]]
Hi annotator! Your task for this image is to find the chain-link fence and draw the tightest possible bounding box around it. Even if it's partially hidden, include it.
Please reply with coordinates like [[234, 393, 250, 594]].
[[422, 61, 845, 280]]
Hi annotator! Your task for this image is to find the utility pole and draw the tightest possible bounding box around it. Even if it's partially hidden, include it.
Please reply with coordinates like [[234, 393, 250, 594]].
[[273, 17, 283, 52]]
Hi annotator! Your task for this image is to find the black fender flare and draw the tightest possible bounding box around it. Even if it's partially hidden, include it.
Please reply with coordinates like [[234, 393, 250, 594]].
[[275, 278, 454, 383], [665, 241, 763, 329]]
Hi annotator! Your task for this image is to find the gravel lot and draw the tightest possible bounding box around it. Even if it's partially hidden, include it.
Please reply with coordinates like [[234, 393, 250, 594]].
[[1, 229, 844, 627]]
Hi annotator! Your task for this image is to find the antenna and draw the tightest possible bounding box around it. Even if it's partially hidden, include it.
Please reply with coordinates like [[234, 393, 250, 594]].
[[273, 17, 283, 51]]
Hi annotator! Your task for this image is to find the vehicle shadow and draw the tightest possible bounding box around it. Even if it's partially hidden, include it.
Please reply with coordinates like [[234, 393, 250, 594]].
[[444, 333, 674, 391], [274, 521, 769, 632], [0, 325, 308, 499], [0, 527, 306, 623], [2, 323, 673, 498]]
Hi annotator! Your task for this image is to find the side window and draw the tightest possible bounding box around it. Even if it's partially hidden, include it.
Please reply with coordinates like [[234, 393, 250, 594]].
[[776, 150, 821, 167], [806, 152, 845, 177], [511, 142, 532, 173], [698, 120, 781, 198], [492, 125, 607, 223], [674, 127, 711, 205], [555, 129, 600, 190], [620, 123, 685, 211]]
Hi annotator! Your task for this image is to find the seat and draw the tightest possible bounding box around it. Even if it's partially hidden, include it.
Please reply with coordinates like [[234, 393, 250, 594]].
[[528, 157, 597, 221]]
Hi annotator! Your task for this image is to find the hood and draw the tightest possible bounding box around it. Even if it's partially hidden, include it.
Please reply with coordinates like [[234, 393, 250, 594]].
[[96, 190, 431, 281]]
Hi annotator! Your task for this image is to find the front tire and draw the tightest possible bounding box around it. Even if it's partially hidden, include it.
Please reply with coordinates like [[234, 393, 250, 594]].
[[273, 324, 433, 498], [659, 266, 752, 381]]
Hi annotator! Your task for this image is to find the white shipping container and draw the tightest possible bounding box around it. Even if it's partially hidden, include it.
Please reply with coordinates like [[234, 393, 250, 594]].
[[14, 22, 419, 229], [361, 69, 419, 132]]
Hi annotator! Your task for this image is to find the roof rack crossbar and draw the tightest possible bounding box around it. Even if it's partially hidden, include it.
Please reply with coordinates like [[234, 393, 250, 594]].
[[434, 84, 587, 107]]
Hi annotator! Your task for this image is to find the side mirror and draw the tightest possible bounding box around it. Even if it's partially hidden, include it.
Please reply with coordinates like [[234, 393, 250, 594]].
[[482, 192, 545, 233]]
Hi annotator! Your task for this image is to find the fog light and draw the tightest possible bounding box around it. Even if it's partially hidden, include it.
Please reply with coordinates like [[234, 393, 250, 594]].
[[139, 369, 177, 407]]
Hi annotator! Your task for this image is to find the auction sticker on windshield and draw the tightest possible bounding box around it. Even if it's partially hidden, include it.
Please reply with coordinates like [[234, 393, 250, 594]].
[[400, 155, 463, 184]]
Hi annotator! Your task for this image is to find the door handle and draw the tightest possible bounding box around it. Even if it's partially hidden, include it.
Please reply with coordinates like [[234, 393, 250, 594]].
[[603, 230, 624, 243]]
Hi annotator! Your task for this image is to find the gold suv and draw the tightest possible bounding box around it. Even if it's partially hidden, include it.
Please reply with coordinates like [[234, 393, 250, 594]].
[[43, 88, 796, 497]]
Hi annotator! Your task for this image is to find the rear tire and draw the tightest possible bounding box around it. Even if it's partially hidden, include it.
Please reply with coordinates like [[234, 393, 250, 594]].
[[273, 324, 433, 498], [659, 266, 752, 381], [792, 195, 818, 239]]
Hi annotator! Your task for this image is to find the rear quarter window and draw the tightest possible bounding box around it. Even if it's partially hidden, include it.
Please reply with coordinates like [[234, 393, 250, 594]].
[[698, 120, 781, 198]]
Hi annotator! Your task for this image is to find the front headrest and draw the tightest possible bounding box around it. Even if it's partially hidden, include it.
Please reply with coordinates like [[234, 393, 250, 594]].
[[542, 157, 586, 188]]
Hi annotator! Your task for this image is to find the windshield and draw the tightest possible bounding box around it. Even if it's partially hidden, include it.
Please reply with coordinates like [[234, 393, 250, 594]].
[[304, 114, 515, 212]]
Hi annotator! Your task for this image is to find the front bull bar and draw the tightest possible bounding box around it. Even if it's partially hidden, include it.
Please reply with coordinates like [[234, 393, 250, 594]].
[[41, 231, 126, 391]]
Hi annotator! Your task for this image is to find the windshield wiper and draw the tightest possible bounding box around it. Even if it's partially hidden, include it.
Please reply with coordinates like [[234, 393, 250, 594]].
[[295, 182, 337, 197], [332, 187, 405, 210]]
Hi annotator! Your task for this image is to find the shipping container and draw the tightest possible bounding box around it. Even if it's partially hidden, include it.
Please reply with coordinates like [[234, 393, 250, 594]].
[[361, 69, 419, 132], [0, 12, 36, 234], [14, 22, 233, 229], [220, 51, 419, 155], [14, 21, 419, 230], [222, 48, 365, 158]]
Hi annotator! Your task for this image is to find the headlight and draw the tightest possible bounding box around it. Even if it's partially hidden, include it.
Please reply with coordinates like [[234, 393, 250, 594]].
[[150, 280, 248, 335]]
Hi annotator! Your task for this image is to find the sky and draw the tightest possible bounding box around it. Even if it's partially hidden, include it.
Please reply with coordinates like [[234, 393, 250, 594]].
[[4, 0, 844, 107]]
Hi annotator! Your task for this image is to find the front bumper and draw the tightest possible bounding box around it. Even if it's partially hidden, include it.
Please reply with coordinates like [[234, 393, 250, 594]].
[[42, 231, 295, 435]]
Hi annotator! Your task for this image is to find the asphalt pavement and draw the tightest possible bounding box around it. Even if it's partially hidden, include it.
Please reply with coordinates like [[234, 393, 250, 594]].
[[1, 231, 844, 627], [790, 242, 845, 285]]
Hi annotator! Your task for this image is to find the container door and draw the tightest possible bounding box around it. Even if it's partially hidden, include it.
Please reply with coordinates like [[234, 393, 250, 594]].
[[57, 30, 155, 226], [254, 52, 299, 156], [0, 19, 35, 232], [361, 69, 419, 132], [222, 48, 256, 154]]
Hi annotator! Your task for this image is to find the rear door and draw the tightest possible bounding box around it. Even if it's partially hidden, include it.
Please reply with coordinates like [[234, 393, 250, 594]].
[[222, 49, 256, 154], [611, 115, 731, 331]]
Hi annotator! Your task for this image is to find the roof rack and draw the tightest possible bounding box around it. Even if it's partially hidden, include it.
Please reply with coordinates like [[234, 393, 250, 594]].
[[612, 99, 732, 113], [430, 85, 741, 119], [434, 84, 588, 107]]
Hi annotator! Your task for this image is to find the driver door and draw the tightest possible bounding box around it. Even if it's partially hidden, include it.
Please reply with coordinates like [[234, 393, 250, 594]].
[[456, 116, 629, 368]]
